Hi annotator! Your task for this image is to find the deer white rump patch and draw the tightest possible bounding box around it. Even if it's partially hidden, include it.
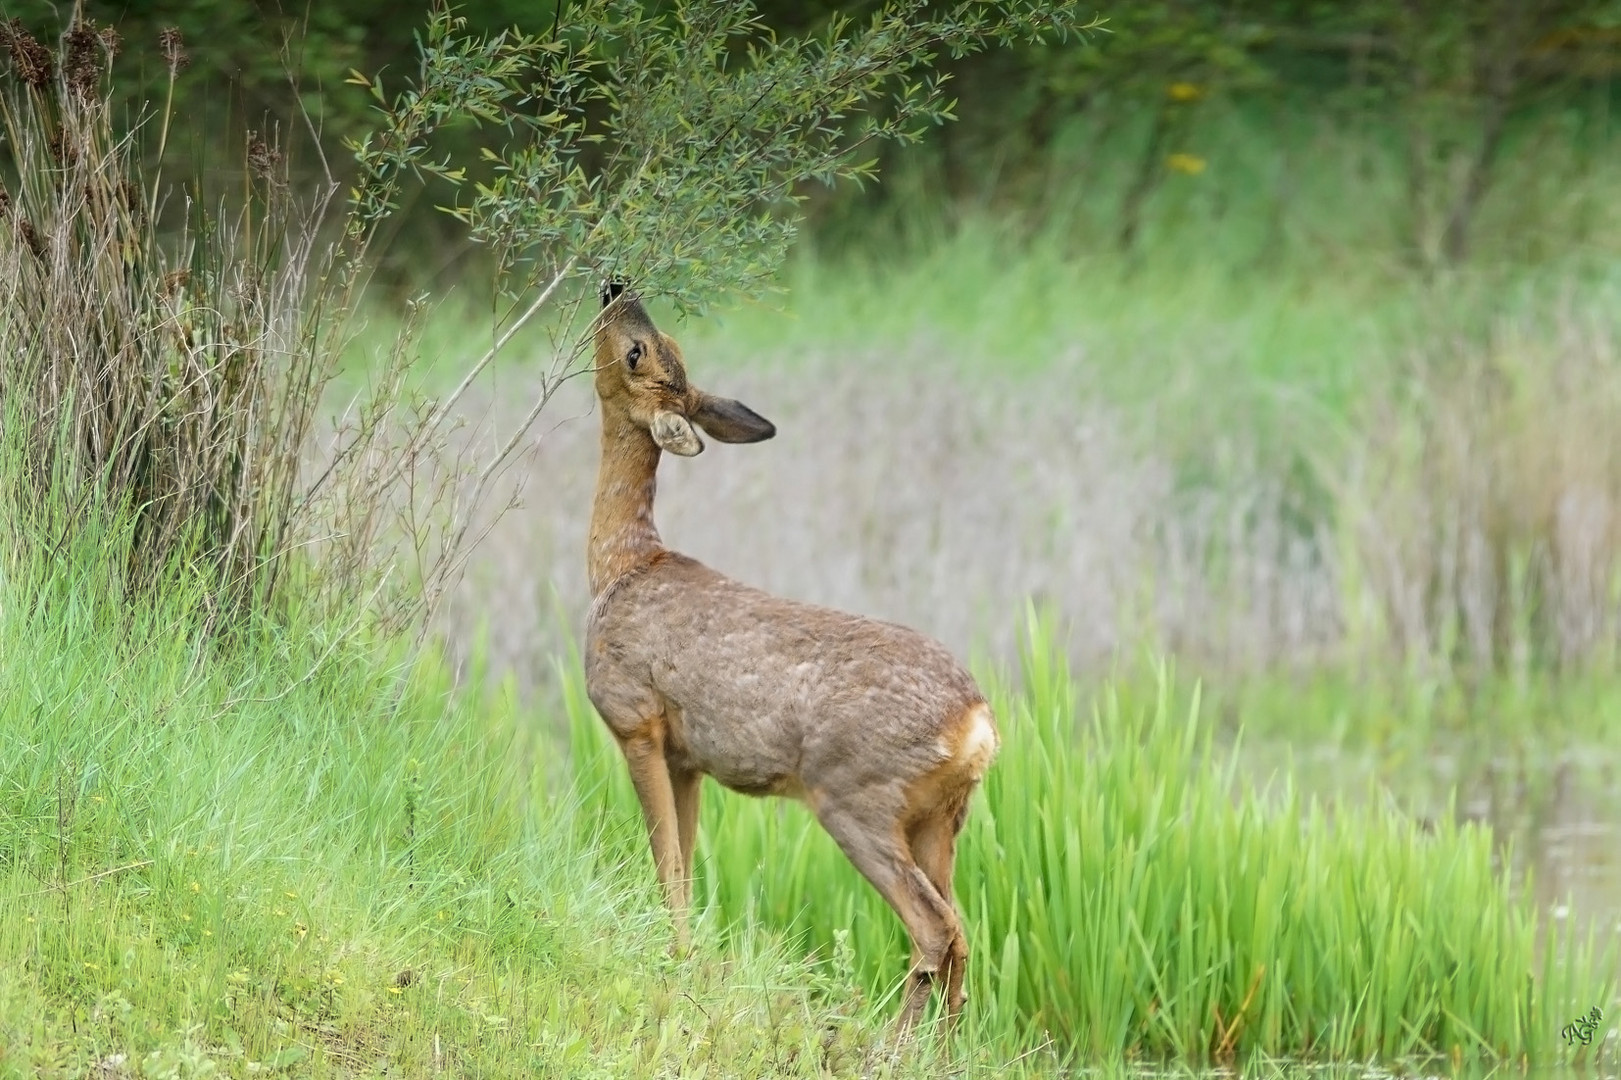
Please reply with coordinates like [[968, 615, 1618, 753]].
[[947, 702, 998, 779]]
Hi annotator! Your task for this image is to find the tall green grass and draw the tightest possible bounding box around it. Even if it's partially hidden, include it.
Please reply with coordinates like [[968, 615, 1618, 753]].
[[564, 610, 1615, 1064]]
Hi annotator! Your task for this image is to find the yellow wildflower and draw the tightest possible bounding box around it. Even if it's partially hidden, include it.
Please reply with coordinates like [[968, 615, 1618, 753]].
[[1167, 82, 1204, 103], [1166, 153, 1207, 176]]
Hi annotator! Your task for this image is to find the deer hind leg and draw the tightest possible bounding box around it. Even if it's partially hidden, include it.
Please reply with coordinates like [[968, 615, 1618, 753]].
[[670, 764, 702, 915], [904, 700, 996, 1024], [618, 727, 689, 952], [907, 795, 971, 1023], [815, 800, 959, 1035]]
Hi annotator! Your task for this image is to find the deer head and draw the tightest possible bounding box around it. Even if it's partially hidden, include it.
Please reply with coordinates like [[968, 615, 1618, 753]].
[[593, 281, 776, 456]]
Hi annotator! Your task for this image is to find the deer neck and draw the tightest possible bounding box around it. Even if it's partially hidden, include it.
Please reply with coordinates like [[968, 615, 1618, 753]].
[[588, 406, 667, 597]]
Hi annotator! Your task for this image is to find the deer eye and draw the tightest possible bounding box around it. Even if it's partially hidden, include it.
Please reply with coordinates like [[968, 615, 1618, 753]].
[[626, 343, 643, 371]]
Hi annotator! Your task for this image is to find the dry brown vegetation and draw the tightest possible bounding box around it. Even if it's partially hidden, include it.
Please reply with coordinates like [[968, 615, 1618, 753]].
[[0, 19, 574, 633], [430, 355, 1330, 693], [1342, 308, 1621, 674]]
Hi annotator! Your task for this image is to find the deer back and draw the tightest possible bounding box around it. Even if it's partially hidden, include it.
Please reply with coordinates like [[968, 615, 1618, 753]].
[[585, 551, 987, 801]]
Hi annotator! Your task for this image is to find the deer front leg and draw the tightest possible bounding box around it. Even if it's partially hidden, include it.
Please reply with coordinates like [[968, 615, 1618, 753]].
[[619, 728, 689, 953]]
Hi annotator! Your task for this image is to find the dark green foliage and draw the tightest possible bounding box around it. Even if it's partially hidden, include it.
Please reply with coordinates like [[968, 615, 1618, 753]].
[[5, 2, 1618, 280], [781, 2, 1621, 269], [347, 0, 1089, 316]]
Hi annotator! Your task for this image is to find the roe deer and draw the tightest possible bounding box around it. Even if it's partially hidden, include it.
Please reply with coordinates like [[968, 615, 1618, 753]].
[[583, 281, 999, 1031]]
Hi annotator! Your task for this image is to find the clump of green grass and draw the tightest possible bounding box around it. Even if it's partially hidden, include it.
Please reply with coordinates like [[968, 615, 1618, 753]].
[[565, 609, 1615, 1064], [0, 501, 961, 1078]]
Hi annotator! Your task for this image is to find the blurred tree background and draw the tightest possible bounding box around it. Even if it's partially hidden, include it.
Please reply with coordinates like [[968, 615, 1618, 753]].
[[11, 0, 1621, 289]]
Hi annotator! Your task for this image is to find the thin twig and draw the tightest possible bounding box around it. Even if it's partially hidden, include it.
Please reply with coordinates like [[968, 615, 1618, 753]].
[[19, 860, 154, 898]]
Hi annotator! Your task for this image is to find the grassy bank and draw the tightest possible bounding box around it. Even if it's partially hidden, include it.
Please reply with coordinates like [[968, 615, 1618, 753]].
[[0, 518, 947, 1077], [4, 503, 1609, 1074]]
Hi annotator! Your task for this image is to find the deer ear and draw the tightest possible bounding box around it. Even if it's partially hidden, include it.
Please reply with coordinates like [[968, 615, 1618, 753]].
[[601, 279, 629, 308], [690, 393, 775, 444]]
